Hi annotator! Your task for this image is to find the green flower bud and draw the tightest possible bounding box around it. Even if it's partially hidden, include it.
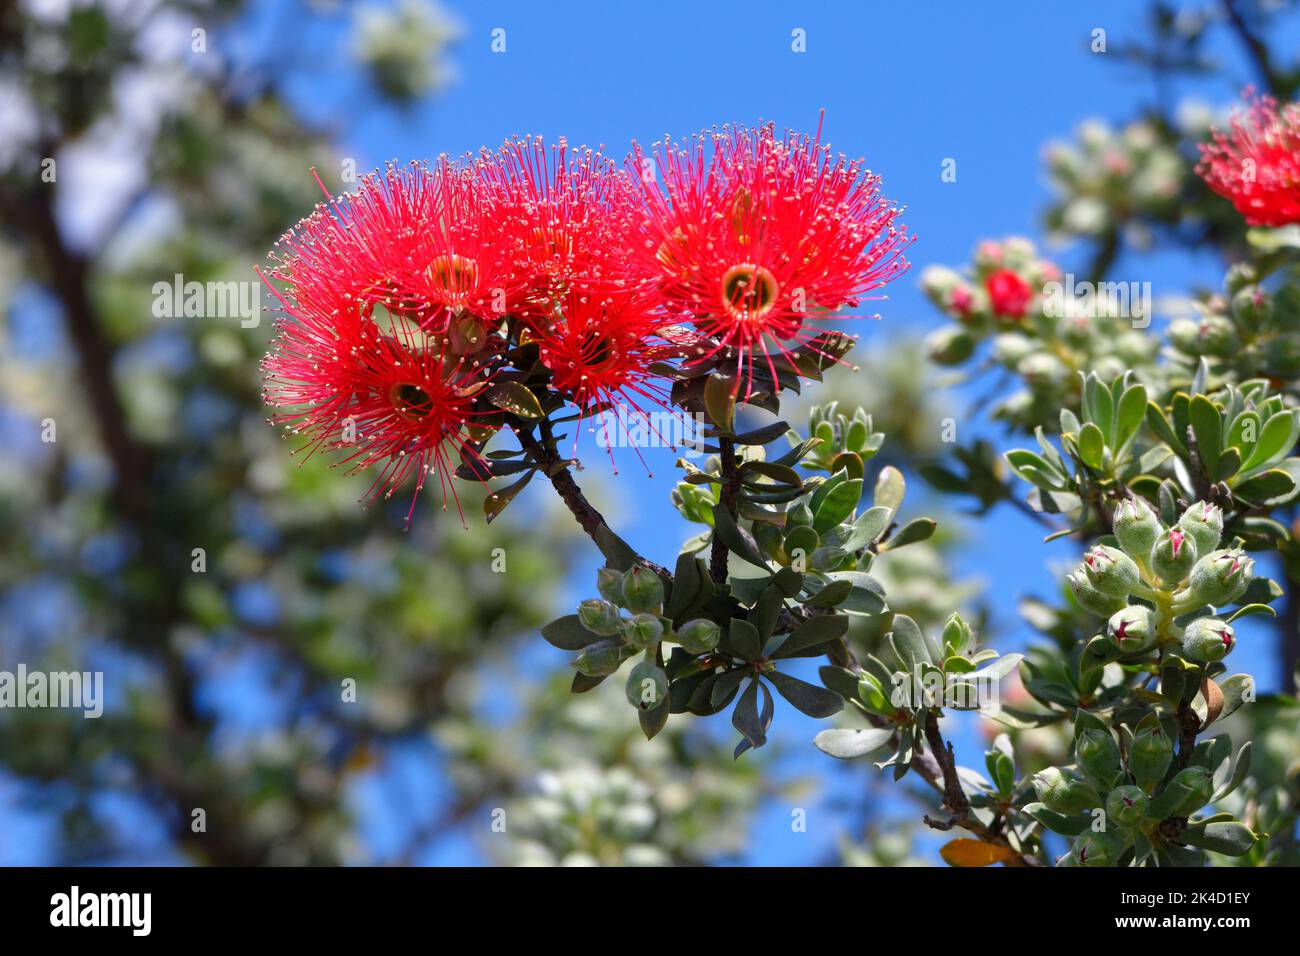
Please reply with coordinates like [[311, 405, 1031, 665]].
[[1106, 786, 1148, 829], [991, 333, 1036, 367], [1167, 317, 1203, 354], [1130, 721, 1174, 793], [625, 661, 669, 711], [1177, 501, 1223, 559], [1113, 496, 1161, 560], [1181, 616, 1236, 662], [1188, 549, 1253, 606], [621, 566, 664, 614], [1158, 766, 1215, 818], [926, 326, 976, 365], [1083, 545, 1141, 599], [784, 525, 821, 563], [1150, 527, 1197, 585], [1195, 315, 1239, 356], [621, 613, 664, 650], [572, 640, 626, 677], [1032, 767, 1102, 814], [1068, 570, 1127, 618], [1106, 605, 1156, 655], [578, 598, 623, 636], [1017, 352, 1070, 392], [1230, 285, 1272, 328], [596, 567, 625, 606], [675, 618, 721, 655], [1072, 829, 1123, 867], [1076, 728, 1123, 788]]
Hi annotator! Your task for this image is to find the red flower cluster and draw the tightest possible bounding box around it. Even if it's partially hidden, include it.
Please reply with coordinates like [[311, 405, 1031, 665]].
[[1197, 92, 1300, 227], [262, 123, 910, 522]]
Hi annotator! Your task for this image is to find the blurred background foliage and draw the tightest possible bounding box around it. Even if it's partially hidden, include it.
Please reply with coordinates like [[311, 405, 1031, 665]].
[[0, 0, 1296, 866]]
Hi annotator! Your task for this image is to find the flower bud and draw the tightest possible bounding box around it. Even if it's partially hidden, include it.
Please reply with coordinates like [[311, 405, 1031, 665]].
[[1157, 766, 1215, 818], [1167, 317, 1203, 353], [596, 567, 625, 606], [1072, 830, 1123, 867], [1106, 785, 1148, 829], [1181, 616, 1236, 662], [675, 618, 721, 655], [1076, 728, 1123, 788], [990, 333, 1036, 367], [925, 326, 976, 365], [621, 566, 665, 614], [625, 661, 669, 711], [1032, 766, 1101, 814], [1150, 528, 1197, 585], [1082, 545, 1141, 599], [1230, 285, 1272, 328], [578, 598, 622, 636], [1188, 549, 1253, 606], [1195, 315, 1239, 356], [621, 613, 664, 650], [1106, 605, 1156, 655], [1130, 721, 1174, 793], [572, 640, 626, 677], [1113, 497, 1161, 560], [1177, 502, 1223, 559], [1068, 570, 1127, 617]]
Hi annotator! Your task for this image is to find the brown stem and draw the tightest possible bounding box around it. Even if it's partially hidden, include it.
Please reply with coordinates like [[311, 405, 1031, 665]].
[[710, 435, 740, 583], [513, 420, 671, 581]]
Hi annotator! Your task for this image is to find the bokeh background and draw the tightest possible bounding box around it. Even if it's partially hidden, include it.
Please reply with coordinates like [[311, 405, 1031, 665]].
[[1, 0, 1297, 865]]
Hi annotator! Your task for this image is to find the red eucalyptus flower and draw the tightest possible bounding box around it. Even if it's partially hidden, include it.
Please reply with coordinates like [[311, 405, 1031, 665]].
[[1197, 92, 1300, 227], [532, 286, 690, 468], [474, 136, 642, 318], [985, 268, 1033, 319], [631, 117, 911, 385]]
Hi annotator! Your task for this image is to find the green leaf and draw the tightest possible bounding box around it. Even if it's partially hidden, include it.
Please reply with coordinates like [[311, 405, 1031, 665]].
[[813, 478, 863, 533], [486, 381, 543, 419], [733, 420, 790, 445], [822, 571, 886, 615], [1233, 468, 1298, 504], [731, 679, 767, 751], [483, 470, 535, 523], [874, 465, 906, 512], [1188, 394, 1222, 478], [813, 727, 893, 759], [639, 699, 669, 740], [840, 505, 893, 552], [1146, 402, 1189, 459], [749, 585, 785, 639], [1179, 821, 1257, 856], [542, 615, 603, 651], [728, 619, 763, 662], [766, 670, 844, 718], [773, 614, 849, 658], [1115, 383, 1147, 451], [1240, 409, 1300, 476], [711, 504, 770, 571], [889, 614, 931, 670], [704, 374, 737, 432], [883, 517, 937, 549], [1077, 422, 1105, 471], [1021, 802, 1089, 836], [1225, 603, 1277, 623]]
